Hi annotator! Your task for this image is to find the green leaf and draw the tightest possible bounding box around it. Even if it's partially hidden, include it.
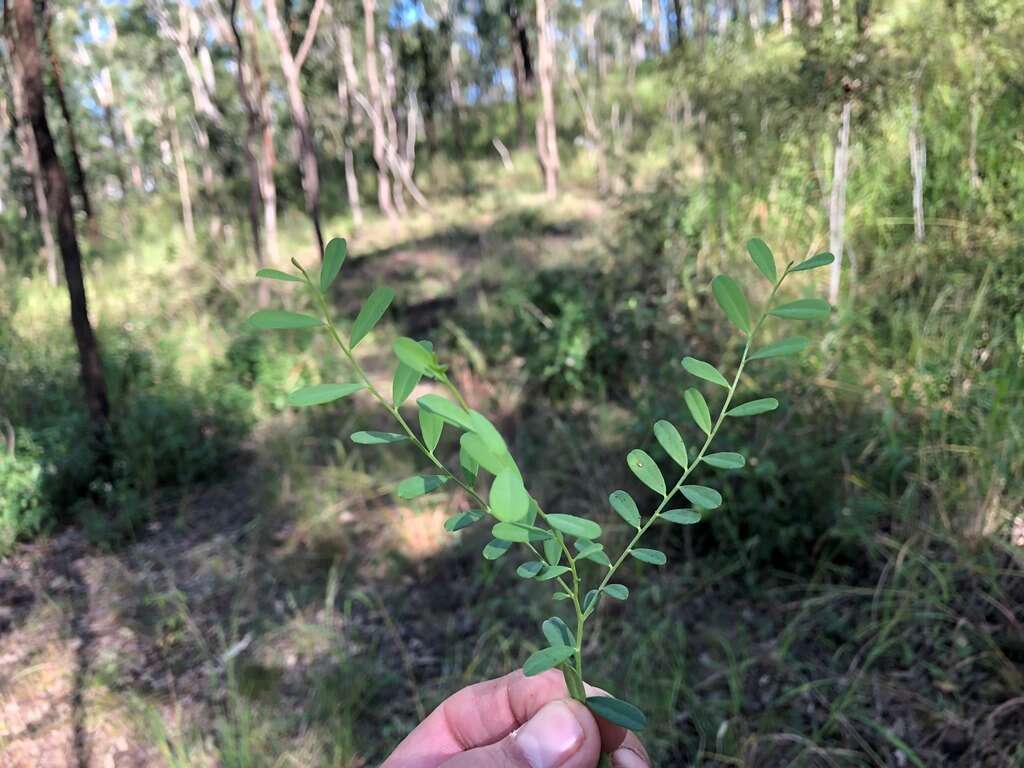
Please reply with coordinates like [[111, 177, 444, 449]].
[[542, 617, 575, 647], [711, 274, 751, 333], [523, 645, 575, 677], [417, 394, 474, 431], [255, 268, 302, 282], [580, 546, 611, 567], [287, 383, 364, 406], [684, 388, 713, 435], [459, 440, 479, 484], [490, 468, 530, 522], [609, 490, 641, 528], [248, 310, 322, 330], [351, 431, 407, 445], [681, 357, 730, 388], [574, 541, 605, 561], [662, 508, 702, 525], [703, 452, 745, 469], [393, 337, 439, 377], [749, 336, 809, 361], [792, 252, 835, 272], [517, 561, 544, 578], [543, 537, 562, 566], [320, 237, 347, 292], [546, 514, 602, 540], [583, 589, 600, 613], [482, 539, 512, 560], [419, 409, 444, 453], [392, 340, 432, 405], [460, 432, 509, 475], [728, 398, 779, 417], [468, 410, 509, 457], [603, 584, 629, 600], [586, 696, 647, 732], [747, 238, 777, 283], [553, 592, 573, 601], [630, 548, 667, 565], [396, 475, 447, 499], [681, 485, 722, 509], [627, 449, 666, 495], [444, 509, 485, 532], [769, 299, 831, 321], [537, 565, 571, 581], [493, 522, 550, 543], [653, 420, 688, 470], [349, 287, 395, 347]]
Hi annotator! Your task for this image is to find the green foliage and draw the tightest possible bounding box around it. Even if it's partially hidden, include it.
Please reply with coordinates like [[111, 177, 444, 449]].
[[247, 236, 831, 736]]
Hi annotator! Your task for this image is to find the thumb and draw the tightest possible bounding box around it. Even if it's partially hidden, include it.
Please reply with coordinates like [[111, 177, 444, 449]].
[[439, 699, 602, 768]]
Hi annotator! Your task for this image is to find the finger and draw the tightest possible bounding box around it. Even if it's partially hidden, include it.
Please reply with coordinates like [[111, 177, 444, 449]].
[[382, 670, 629, 768], [610, 731, 651, 768], [438, 699, 602, 768]]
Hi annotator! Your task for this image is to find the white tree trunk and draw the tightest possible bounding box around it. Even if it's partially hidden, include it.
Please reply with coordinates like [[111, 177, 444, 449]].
[[168, 107, 196, 247], [535, 0, 560, 199], [361, 0, 398, 227], [909, 97, 926, 242], [828, 100, 852, 304], [782, 0, 793, 34]]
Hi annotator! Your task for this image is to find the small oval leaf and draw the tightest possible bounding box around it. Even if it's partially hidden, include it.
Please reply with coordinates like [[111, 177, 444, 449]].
[[493, 521, 550, 542], [586, 696, 647, 732], [749, 336, 809, 361], [417, 394, 475, 431], [248, 309, 322, 330], [546, 514, 602, 540], [392, 340, 432, 405], [768, 299, 831, 321], [517, 561, 544, 578], [523, 645, 575, 676], [320, 237, 347, 291], [747, 238, 777, 283], [542, 617, 575, 647], [653, 420, 688, 469], [609, 490, 641, 528], [490, 468, 530, 522], [627, 449, 666, 495], [394, 337, 439, 377], [445, 509, 485, 532], [350, 286, 395, 347], [603, 584, 629, 600], [662, 508, 702, 525], [727, 398, 779, 417], [681, 485, 722, 509], [703, 452, 746, 469], [630, 548, 667, 565], [287, 383, 364, 406], [681, 356, 730, 388], [483, 539, 512, 560], [712, 274, 750, 333], [419, 408, 444, 452], [351, 430, 407, 445], [684, 388, 713, 435], [255, 268, 302, 282], [396, 474, 447, 499], [792, 252, 835, 272]]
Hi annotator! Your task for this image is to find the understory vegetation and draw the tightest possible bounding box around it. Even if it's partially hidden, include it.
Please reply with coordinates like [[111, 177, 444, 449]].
[[1, 1, 1022, 765]]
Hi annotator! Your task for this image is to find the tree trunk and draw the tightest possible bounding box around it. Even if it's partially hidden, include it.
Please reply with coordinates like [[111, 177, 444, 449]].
[[10, 0, 111, 438], [336, 21, 364, 228], [968, 90, 982, 192], [828, 99, 852, 304], [534, 0, 560, 200], [806, 0, 824, 27], [46, 33, 93, 221], [95, 68, 128, 197], [362, 0, 398, 227], [672, 0, 684, 46], [505, 0, 533, 146], [265, 0, 326, 257], [650, 0, 665, 54], [781, 0, 793, 34], [438, 5, 464, 152], [6, 47, 58, 285], [167, 106, 196, 247], [832, 0, 841, 27], [909, 95, 926, 242]]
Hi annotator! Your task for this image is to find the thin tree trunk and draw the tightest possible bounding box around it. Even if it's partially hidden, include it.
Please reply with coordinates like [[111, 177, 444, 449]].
[[535, 0, 559, 199], [362, 0, 398, 227], [506, 0, 533, 146], [968, 90, 982, 192], [122, 116, 145, 191], [828, 100, 852, 304], [10, 0, 111, 437], [95, 67, 127, 197], [807, 0, 824, 27], [336, 21, 364, 228], [378, 33, 407, 217], [781, 0, 793, 34], [7, 48, 58, 285], [832, 0, 841, 27], [650, 0, 665, 54], [46, 34, 93, 220], [909, 95, 926, 242], [265, 0, 326, 257], [438, 6, 464, 152], [167, 107, 197, 247], [672, 0, 684, 46]]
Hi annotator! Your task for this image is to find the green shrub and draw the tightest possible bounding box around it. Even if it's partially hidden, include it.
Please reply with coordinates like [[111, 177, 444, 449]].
[[0, 449, 47, 555]]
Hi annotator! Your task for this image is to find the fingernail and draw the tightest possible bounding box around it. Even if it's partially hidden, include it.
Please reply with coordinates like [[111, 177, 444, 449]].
[[612, 748, 648, 768], [513, 700, 585, 768]]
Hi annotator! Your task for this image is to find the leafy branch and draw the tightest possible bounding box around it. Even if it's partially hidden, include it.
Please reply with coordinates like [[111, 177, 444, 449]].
[[247, 236, 834, 743]]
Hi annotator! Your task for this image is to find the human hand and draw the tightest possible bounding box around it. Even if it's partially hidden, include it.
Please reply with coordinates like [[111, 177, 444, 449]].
[[382, 669, 650, 768]]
